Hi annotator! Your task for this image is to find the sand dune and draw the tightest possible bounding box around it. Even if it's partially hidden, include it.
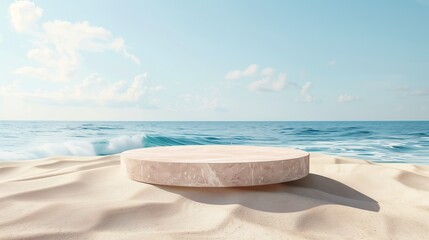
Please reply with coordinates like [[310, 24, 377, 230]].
[[0, 153, 428, 239]]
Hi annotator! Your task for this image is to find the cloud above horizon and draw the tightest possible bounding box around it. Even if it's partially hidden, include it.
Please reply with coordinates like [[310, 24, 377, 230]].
[[9, 1, 43, 33], [248, 73, 287, 92], [301, 82, 315, 102], [180, 94, 227, 112], [337, 94, 360, 103], [9, 0, 140, 83], [0, 73, 162, 108], [393, 86, 429, 97], [1, 1, 157, 110], [225, 64, 258, 80], [225, 64, 317, 102], [1, 0, 427, 121]]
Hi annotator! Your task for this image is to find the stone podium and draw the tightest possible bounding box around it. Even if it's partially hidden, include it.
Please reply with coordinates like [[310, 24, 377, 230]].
[[121, 145, 309, 187]]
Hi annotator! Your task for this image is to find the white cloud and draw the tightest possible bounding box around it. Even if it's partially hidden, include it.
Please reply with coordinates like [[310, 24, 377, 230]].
[[0, 74, 161, 108], [261, 67, 275, 77], [243, 64, 258, 76], [111, 37, 141, 64], [9, 1, 43, 33], [225, 64, 309, 98], [248, 73, 286, 92], [180, 94, 227, 112], [225, 64, 258, 79], [327, 60, 337, 66], [224, 70, 241, 80], [393, 86, 429, 97], [202, 97, 221, 111], [9, 1, 140, 82], [337, 94, 360, 103], [0, 81, 20, 97], [301, 82, 315, 102], [14, 66, 50, 80]]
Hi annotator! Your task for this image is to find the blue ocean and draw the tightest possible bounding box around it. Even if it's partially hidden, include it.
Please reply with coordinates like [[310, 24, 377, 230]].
[[0, 121, 428, 164]]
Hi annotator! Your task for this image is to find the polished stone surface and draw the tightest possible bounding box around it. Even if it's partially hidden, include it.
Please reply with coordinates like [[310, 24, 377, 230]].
[[121, 145, 309, 187]]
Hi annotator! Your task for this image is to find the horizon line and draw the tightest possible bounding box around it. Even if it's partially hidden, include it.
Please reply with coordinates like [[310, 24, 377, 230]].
[[0, 120, 428, 122]]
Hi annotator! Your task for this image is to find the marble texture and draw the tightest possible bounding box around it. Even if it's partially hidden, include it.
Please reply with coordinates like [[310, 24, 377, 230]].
[[121, 145, 309, 187]]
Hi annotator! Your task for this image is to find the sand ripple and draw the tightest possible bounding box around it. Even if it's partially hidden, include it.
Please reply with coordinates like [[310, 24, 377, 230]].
[[1, 153, 429, 239]]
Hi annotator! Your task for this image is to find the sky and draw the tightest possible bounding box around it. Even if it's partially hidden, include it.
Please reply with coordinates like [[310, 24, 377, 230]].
[[0, 0, 428, 121]]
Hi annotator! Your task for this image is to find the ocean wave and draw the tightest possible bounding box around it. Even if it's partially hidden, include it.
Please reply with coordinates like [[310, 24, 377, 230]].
[[93, 134, 146, 155], [0, 140, 97, 161], [0, 134, 145, 160], [339, 130, 372, 137], [296, 128, 322, 135], [1, 121, 428, 164], [0, 133, 223, 161]]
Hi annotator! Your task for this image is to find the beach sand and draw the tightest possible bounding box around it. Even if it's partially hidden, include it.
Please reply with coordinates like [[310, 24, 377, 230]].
[[0, 153, 428, 239]]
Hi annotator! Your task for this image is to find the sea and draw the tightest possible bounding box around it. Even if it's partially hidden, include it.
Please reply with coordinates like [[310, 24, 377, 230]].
[[0, 121, 428, 164]]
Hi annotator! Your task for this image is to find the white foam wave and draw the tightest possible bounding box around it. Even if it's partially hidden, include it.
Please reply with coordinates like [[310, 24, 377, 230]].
[[0, 151, 39, 161], [0, 134, 146, 161], [99, 134, 146, 155], [35, 141, 96, 156]]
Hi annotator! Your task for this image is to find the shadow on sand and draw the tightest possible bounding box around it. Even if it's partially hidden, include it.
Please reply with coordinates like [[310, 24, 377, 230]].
[[157, 174, 380, 213]]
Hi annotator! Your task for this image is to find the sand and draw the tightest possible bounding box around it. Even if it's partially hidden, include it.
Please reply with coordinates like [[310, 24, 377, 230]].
[[0, 153, 428, 240]]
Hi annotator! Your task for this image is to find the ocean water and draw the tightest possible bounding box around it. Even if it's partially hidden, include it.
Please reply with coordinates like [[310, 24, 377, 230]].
[[0, 121, 428, 164]]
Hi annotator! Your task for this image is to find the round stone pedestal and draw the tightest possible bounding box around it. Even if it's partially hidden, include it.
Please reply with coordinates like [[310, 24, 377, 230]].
[[121, 145, 309, 187]]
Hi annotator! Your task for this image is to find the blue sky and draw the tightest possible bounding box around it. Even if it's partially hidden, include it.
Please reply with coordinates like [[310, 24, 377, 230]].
[[0, 0, 428, 120]]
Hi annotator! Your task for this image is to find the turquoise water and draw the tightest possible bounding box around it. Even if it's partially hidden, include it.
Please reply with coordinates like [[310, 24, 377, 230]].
[[0, 121, 428, 164]]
